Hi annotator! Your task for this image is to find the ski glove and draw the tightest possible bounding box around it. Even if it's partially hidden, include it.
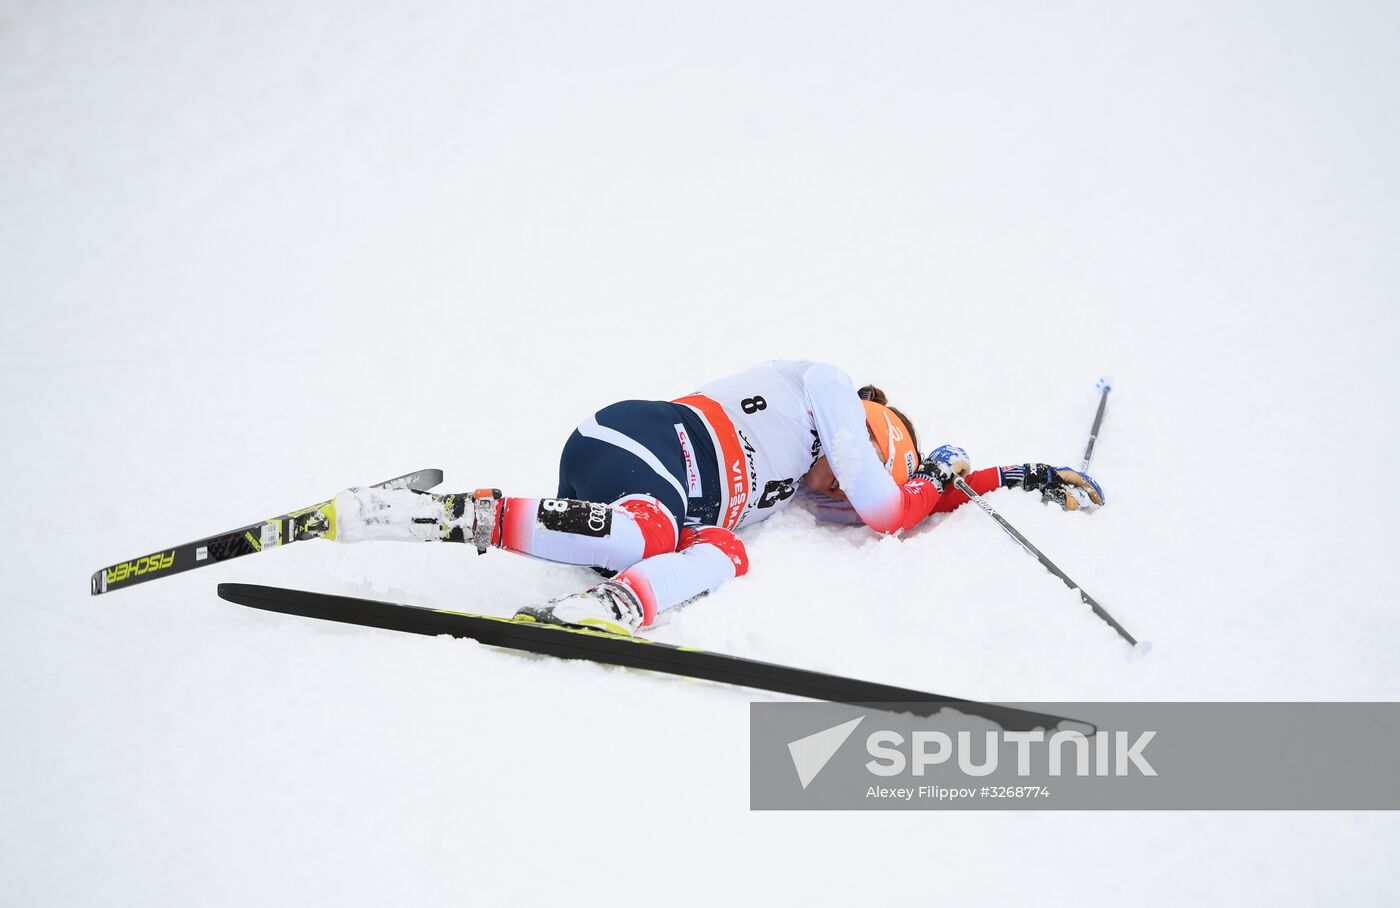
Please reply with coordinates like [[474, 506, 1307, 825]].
[[912, 444, 971, 491], [1002, 464, 1105, 511]]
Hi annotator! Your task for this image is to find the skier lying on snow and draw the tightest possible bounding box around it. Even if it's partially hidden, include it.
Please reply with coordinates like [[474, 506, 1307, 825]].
[[300, 360, 1104, 636]]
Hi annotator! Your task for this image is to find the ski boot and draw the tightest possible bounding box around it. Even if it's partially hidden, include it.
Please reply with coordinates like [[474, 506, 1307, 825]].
[[295, 486, 500, 545], [514, 581, 645, 636], [293, 487, 475, 543]]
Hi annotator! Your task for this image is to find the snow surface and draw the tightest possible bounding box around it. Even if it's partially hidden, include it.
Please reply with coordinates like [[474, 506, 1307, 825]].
[[4, 0, 1400, 904]]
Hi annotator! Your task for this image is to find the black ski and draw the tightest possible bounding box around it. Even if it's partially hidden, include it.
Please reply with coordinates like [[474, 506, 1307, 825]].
[[217, 582, 1089, 732], [90, 469, 445, 596]]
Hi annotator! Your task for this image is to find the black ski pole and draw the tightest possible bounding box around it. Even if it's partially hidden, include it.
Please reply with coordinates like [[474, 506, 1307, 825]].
[[1081, 378, 1111, 472], [952, 475, 1143, 650]]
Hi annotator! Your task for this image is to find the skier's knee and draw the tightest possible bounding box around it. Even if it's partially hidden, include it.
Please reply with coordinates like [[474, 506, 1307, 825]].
[[678, 526, 749, 578], [614, 495, 680, 559]]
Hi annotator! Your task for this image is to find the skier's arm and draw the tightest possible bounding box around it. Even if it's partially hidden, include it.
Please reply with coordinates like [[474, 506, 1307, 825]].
[[927, 464, 1105, 512], [927, 467, 1005, 512], [802, 363, 941, 535]]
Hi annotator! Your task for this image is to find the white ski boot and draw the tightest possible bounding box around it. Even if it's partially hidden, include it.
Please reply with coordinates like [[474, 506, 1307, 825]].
[[514, 581, 645, 636], [296, 486, 501, 549], [323, 487, 469, 543]]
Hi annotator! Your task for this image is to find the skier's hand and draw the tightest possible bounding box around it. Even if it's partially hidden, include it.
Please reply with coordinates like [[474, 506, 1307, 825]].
[[913, 444, 971, 490], [1013, 464, 1105, 511]]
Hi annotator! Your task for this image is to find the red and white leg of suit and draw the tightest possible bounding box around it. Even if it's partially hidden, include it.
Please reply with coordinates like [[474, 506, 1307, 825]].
[[489, 494, 748, 629]]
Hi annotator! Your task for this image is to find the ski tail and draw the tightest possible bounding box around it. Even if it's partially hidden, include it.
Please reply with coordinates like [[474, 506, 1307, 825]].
[[89, 468, 445, 596], [217, 582, 1092, 734], [379, 468, 445, 493]]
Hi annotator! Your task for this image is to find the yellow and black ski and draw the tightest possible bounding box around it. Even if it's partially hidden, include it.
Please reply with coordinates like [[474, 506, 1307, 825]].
[[217, 582, 1088, 732], [90, 469, 444, 596]]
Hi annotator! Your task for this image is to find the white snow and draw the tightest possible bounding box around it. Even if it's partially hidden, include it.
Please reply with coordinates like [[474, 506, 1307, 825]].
[[4, 0, 1400, 904]]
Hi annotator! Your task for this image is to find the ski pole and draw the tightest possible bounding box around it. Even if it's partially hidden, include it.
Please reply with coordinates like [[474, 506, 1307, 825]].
[[1080, 378, 1111, 472], [952, 475, 1141, 649]]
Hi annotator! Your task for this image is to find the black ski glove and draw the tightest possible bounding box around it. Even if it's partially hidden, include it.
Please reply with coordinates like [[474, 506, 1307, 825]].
[[1001, 464, 1105, 511]]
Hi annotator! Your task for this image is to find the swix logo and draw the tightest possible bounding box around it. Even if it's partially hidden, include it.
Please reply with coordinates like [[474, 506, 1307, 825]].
[[106, 550, 176, 585]]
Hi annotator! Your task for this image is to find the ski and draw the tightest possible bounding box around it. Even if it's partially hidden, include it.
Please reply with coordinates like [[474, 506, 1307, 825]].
[[90, 469, 445, 596], [217, 582, 1090, 733]]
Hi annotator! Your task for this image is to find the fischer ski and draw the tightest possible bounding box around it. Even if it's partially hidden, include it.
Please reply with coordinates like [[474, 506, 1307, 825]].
[[217, 582, 1090, 733], [90, 469, 445, 596]]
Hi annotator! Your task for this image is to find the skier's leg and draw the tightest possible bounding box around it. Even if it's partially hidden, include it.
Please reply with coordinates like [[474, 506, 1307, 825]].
[[489, 398, 695, 571], [490, 492, 678, 573], [613, 525, 750, 625], [505, 406, 747, 634], [327, 486, 679, 573], [329, 399, 695, 571], [515, 525, 748, 635]]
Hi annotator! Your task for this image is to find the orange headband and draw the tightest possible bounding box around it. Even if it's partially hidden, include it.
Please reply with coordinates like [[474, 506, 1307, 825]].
[[862, 400, 918, 485]]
